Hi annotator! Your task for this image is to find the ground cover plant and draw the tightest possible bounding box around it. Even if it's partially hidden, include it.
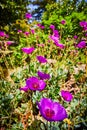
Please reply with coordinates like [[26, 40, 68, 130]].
[[0, 1, 87, 130]]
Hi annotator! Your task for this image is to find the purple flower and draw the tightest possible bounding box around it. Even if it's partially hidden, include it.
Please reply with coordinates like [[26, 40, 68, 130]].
[[37, 70, 50, 80], [74, 35, 78, 39], [85, 33, 87, 37], [37, 98, 67, 121], [61, 90, 73, 102], [79, 21, 87, 27], [53, 30, 60, 38], [5, 34, 9, 38], [37, 56, 47, 63], [61, 20, 66, 25], [25, 13, 32, 19], [37, 23, 45, 29], [18, 30, 22, 33], [50, 24, 55, 30], [21, 47, 35, 54], [49, 35, 64, 49], [40, 25, 45, 29], [26, 77, 46, 91], [36, 44, 45, 47], [76, 41, 86, 48], [20, 85, 29, 92], [6, 41, 12, 45], [0, 31, 5, 37], [83, 27, 87, 31], [31, 29, 35, 34], [37, 23, 42, 27], [24, 31, 29, 36]]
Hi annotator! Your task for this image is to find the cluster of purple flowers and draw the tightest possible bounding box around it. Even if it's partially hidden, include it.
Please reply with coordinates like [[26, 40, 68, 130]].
[[49, 24, 65, 49], [19, 19, 87, 122], [20, 44, 73, 121]]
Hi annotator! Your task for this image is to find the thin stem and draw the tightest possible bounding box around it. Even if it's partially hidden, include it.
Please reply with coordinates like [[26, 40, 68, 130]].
[[50, 122, 52, 130]]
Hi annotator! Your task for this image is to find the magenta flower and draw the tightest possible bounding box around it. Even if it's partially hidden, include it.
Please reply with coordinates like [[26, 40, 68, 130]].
[[20, 85, 29, 92], [6, 41, 12, 45], [37, 56, 47, 63], [50, 24, 55, 30], [74, 35, 78, 39], [53, 30, 60, 38], [36, 44, 45, 47], [18, 30, 22, 33], [0, 31, 5, 37], [37, 23, 45, 29], [37, 23, 42, 27], [5, 34, 9, 38], [37, 98, 67, 121], [31, 29, 35, 34], [49, 35, 64, 49], [76, 41, 86, 48], [40, 26, 45, 29], [83, 27, 87, 31], [37, 70, 50, 80], [26, 77, 46, 91], [61, 90, 73, 102], [24, 31, 29, 36], [61, 20, 66, 25], [21, 47, 35, 54], [79, 21, 87, 27], [85, 33, 87, 37], [25, 13, 32, 19]]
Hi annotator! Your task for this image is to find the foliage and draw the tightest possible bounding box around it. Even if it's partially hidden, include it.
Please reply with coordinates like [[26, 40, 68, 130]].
[[42, 1, 87, 38], [0, 0, 30, 26]]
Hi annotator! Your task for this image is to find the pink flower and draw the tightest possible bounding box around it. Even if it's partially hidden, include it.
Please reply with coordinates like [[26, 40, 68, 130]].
[[5, 34, 9, 38], [36, 44, 44, 47], [20, 77, 46, 92], [61, 20, 66, 25], [49, 35, 64, 49], [61, 90, 73, 102], [74, 35, 78, 39], [0, 31, 5, 37], [18, 30, 22, 33], [37, 56, 47, 63], [85, 33, 87, 37], [31, 29, 35, 34], [21, 47, 35, 54], [79, 21, 87, 28], [53, 30, 60, 38], [24, 32, 29, 36], [76, 41, 86, 48], [37, 98, 67, 121], [41, 26, 45, 29], [37, 70, 50, 80], [25, 13, 32, 19], [50, 24, 55, 30], [6, 41, 12, 45], [37, 23, 45, 29]]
